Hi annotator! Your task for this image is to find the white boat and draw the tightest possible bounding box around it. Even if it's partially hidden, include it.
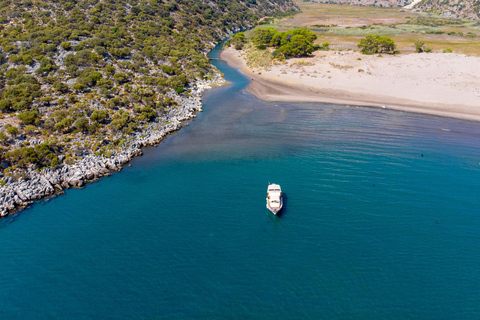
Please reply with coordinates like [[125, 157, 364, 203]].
[[266, 183, 283, 215]]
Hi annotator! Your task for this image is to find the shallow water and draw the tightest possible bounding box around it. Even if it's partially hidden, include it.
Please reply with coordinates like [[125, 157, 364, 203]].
[[1, 45, 479, 319]]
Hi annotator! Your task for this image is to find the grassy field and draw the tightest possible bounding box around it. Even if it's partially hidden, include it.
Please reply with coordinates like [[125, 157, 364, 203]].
[[253, 1, 480, 55]]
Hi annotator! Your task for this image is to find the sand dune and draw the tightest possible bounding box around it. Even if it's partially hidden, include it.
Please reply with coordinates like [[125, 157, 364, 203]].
[[220, 47, 480, 122]]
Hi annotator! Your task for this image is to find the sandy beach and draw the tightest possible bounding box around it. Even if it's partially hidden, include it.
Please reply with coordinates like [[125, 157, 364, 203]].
[[220, 47, 480, 121]]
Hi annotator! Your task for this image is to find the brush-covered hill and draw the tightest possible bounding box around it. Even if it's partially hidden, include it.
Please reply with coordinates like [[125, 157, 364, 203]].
[[0, 0, 297, 179], [413, 0, 480, 20], [306, 0, 413, 8]]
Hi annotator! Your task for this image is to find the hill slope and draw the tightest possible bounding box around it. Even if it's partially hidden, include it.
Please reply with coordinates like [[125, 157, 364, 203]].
[[413, 0, 480, 20]]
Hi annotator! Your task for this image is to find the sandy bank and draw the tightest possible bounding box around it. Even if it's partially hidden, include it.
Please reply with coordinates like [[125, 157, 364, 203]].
[[220, 47, 480, 122]]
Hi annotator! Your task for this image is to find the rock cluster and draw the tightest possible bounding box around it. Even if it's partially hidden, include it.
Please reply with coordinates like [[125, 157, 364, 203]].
[[0, 77, 218, 217]]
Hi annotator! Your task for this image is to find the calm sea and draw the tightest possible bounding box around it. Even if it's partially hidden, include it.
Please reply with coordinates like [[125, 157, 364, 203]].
[[1, 45, 479, 319]]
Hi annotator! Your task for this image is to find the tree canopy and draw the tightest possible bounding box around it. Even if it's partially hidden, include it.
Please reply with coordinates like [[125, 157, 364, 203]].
[[358, 34, 396, 54], [252, 27, 317, 57]]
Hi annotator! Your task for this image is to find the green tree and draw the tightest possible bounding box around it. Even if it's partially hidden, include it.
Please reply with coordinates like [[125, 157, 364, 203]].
[[252, 28, 278, 45], [358, 34, 396, 54], [277, 35, 314, 58]]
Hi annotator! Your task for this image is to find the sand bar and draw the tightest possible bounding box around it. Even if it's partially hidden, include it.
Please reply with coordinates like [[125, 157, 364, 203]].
[[220, 47, 480, 122]]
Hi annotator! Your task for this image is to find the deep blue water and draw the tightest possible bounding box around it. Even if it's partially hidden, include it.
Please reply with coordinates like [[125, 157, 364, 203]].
[[1, 45, 480, 319]]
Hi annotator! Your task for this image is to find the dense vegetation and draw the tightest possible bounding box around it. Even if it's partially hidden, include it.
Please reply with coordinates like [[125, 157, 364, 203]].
[[0, 0, 297, 177], [358, 34, 396, 54], [251, 27, 318, 57]]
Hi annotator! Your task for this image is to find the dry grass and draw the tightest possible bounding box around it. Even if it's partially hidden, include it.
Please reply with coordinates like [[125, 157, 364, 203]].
[[257, 0, 480, 56]]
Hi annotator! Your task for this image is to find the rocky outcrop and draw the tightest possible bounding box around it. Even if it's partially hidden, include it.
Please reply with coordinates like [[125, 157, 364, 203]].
[[0, 77, 217, 217]]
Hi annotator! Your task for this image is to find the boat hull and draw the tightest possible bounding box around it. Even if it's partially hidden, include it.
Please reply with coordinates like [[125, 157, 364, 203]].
[[266, 197, 283, 215], [266, 183, 283, 215]]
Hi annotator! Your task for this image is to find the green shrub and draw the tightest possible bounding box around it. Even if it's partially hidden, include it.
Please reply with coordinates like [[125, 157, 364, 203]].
[[17, 110, 40, 125], [358, 34, 396, 54], [61, 42, 72, 50]]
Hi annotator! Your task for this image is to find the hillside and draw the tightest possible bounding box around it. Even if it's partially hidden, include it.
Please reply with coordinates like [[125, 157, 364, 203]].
[[306, 0, 480, 19], [413, 0, 480, 20], [306, 0, 413, 8], [0, 0, 298, 216]]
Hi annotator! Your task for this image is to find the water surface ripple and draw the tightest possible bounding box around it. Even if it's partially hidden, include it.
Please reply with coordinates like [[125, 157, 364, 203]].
[[0, 46, 479, 319]]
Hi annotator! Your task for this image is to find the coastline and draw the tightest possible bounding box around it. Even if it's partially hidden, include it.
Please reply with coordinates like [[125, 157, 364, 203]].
[[0, 76, 222, 217], [220, 47, 480, 122]]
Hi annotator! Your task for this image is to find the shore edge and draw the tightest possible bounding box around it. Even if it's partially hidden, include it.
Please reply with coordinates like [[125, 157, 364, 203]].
[[219, 47, 480, 123]]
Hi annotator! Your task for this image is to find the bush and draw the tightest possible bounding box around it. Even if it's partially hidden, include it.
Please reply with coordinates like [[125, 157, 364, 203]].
[[113, 73, 129, 84], [0, 131, 8, 142], [24, 125, 37, 134], [61, 42, 72, 50], [414, 40, 432, 53], [74, 116, 89, 132], [358, 34, 396, 54], [0, 99, 12, 111], [17, 110, 40, 125], [53, 81, 69, 93], [5, 125, 19, 137]]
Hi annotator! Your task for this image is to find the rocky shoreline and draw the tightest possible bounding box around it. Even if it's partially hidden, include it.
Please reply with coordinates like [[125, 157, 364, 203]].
[[0, 75, 222, 217]]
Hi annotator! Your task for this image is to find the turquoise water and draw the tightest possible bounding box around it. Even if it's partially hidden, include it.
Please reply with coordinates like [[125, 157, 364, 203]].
[[1, 45, 480, 319]]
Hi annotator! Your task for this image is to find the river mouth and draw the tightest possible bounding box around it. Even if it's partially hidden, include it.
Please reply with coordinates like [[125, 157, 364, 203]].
[[1, 43, 480, 319]]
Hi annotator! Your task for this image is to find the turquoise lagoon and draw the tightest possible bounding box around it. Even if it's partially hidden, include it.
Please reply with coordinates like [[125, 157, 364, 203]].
[[0, 45, 480, 319]]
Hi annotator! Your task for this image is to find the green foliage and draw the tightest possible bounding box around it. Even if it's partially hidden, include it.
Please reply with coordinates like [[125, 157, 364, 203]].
[[0, 99, 12, 111], [0, 132, 7, 143], [253, 28, 278, 45], [24, 125, 37, 134], [113, 73, 129, 84], [233, 32, 246, 43], [54, 117, 74, 132], [5, 140, 60, 168], [358, 34, 396, 54], [252, 27, 317, 58], [17, 110, 40, 125], [415, 41, 433, 53], [74, 116, 89, 132], [5, 124, 19, 137], [134, 106, 156, 121], [90, 110, 109, 123], [53, 81, 69, 93], [277, 35, 314, 57], [61, 42, 72, 50]]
